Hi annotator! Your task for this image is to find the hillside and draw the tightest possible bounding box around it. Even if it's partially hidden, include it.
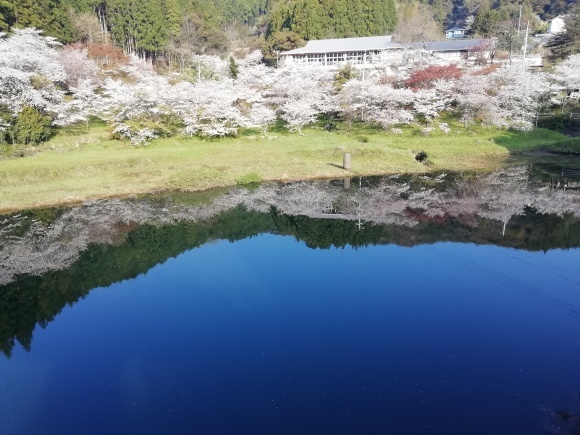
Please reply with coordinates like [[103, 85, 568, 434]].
[[0, 0, 576, 59]]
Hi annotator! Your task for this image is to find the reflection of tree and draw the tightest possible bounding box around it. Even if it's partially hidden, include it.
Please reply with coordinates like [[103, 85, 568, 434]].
[[2, 167, 580, 356], [0, 206, 276, 357], [3, 167, 580, 287], [472, 167, 530, 236]]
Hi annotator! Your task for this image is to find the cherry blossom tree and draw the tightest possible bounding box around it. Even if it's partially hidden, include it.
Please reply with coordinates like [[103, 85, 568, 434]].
[[52, 80, 103, 129], [554, 54, 580, 97], [0, 28, 65, 115], [270, 65, 335, 135], [57, 45, 99, 87], [0, 28, 64, 81], [456, 67, 551, 131], [246, 104, 277, 137]]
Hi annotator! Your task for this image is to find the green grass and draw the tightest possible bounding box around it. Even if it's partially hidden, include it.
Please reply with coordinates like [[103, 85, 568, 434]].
[[0, 123, 578, 212]]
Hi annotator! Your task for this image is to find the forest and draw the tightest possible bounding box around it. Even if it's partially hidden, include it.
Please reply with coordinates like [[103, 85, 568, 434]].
[[0, 0, 576, 59]]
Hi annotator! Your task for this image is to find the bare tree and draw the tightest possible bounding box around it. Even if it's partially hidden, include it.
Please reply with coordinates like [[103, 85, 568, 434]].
[[73, 12, 105, 45], [393, 4, 443, 47]]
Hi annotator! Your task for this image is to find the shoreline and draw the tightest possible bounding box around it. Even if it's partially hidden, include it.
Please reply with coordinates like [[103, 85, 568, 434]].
[[1, 126, 579, 213]]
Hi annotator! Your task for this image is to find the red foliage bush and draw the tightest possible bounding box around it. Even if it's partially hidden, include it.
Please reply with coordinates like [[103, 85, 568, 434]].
[[87, 44, 128, 68], [404, 64, 462, 90]]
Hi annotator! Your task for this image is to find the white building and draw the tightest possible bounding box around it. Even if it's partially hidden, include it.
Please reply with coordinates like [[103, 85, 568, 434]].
[[445, 27, 466, 39], [280, 35, 487, 68], [549, 16, 566, 34]]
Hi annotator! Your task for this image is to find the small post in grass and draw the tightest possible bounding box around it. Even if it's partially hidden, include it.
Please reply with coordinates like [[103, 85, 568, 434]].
[[343, 153, 351, 170]]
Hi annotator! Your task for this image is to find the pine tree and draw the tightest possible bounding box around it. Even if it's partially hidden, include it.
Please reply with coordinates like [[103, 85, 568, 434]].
[[229, 55, 238, 78], [322, 0, 352, 37], [10, 0, 76, 42], [135, 0, 167, 57], [290, 0, 330, 40], [266, 0, 397, 40], [164, 0, 182, 40], [0, 0, 14, 31]]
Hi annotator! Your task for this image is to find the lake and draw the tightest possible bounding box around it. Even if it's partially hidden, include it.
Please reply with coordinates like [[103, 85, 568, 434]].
[[1, 165, 580, 434]]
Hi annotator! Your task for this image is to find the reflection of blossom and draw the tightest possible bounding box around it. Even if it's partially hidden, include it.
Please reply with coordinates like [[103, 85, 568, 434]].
[[1, 167, 579, 285]]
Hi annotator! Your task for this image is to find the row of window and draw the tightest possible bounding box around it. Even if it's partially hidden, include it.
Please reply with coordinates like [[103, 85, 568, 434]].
[[286, 50, 471, 65], [289, 51, 378, 65]]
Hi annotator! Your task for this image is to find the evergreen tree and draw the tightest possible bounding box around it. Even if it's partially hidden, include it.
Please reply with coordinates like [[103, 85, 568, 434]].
[[0, 0, 14, 31], [9, 0, 76, 42], [134, 0, 167, 57], [266, 0, 397, 40], [472, 1, 508, 36], [321, 0, 352, 37], [229, 55, 238, 78], [290, 0, 330, 39], [262, 29, 304, 65], [164, 0, 182, 40], [107, 0, 137, 52]]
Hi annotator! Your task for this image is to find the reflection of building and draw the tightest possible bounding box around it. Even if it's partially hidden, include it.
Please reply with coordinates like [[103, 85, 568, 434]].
[[280, 35, 486, 67], [445, 27, 466, 39]]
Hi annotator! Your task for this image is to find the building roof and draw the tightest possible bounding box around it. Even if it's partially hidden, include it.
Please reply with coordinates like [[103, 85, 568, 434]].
[[281, 36, 486, 56], [281, 35, 400, 55], [446, 27, 465, 32], [404, 39, 485, 51]]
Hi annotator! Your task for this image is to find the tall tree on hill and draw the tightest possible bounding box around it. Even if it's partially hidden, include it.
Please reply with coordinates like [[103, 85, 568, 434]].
[[107, 0, 168, 58], [0, 0, 14, 31], [472, 2, 509, 37], [134, 0, 167, 57], [164, 0, 182, 40], [5, 0, 76, 42], [289, 0, 330, 39], [267, 0, 397, 40], [320, 0, 352, 37]]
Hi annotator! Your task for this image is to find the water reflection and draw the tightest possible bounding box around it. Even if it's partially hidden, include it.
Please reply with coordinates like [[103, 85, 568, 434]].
[[1, 165, 580, 357]]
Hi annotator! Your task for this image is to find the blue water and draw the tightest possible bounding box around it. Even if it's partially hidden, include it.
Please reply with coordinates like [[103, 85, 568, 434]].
[[1, 234, 580, 434]]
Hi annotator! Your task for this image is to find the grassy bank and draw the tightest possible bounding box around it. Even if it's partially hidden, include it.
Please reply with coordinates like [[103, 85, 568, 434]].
[[1, 123, 579, 212]]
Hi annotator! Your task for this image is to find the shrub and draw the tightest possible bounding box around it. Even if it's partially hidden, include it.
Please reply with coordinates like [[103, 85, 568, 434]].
[[5, 106, 53, 145], [236, 172, 261, 185], [356, 135, 369, 143], [334, 63, 356, 90], [229, 56, 239, 79]]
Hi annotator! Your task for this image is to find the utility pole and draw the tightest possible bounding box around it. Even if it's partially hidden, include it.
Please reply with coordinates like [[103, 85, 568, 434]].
[[517, 1, 523, 36], [362, 51, 367, 86], [522, 21, 529, 72]]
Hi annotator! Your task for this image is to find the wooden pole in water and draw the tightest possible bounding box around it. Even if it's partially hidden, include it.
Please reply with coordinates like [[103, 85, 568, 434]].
[[343, 153, 351, 170]]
